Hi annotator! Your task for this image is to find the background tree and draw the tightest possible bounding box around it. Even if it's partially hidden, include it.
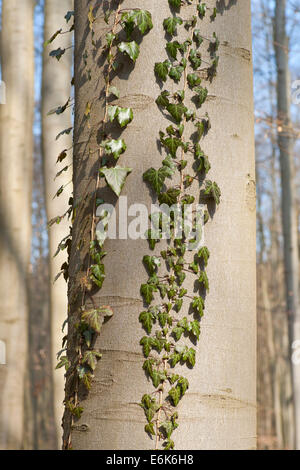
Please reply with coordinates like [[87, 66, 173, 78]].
[[0, 0, 35, 450], [274, 0, 300, 450], [42, 0, 73, 445]]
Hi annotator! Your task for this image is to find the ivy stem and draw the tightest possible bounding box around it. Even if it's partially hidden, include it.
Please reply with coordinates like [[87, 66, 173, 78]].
[[179, 24, 196, 200], [155, 359, 167, 450]]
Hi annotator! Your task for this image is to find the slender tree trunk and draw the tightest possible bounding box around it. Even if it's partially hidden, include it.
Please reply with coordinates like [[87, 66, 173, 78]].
[[63, 0, 256, 449], [42, 0, 73, 447], [274, 0, 300, 449], [0, 0, 35, 450]]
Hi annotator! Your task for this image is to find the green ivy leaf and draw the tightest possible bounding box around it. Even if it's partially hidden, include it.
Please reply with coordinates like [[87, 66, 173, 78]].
[[168, 386, 181, 406], [187, 73, 201, 87], [139, 311, 154, 334], [154, 61, 170, 81], [82, 350, 102, 371], [182, 348, 196, 367], [143, 167, 167, 194], [166, 41, 180, 59], [140, 336, 153, 357], [134, 10, 153, 34], [118, 41, 140, 61], [82, 306, 113, 334], [163, 17, 183, 36], [192, 296, 205, 317], [143, 255, 161, 274], [198, 246, 210, 266], [100, 166, 132, 197], [166, 103, 187, 123], [141, 283, 157, 305], [204, 180, 221, 205], [158, 188, 181, 206]]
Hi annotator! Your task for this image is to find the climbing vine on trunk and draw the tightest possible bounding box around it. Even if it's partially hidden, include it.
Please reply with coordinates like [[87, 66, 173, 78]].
[[139, 0, 221, 450]]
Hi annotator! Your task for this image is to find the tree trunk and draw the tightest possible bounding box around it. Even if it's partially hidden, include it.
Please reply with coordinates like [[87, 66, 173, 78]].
[[42, 0, 73, 447], [0, 0, 35, 450], [63, 0, 256, 450], [274, 0, 300, 449]]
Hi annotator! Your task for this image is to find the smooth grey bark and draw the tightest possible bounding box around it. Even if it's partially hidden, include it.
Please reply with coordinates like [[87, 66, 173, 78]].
[[64, 0, 256, 449], [274, 0, 300, 450], [0, 0, 35, 450], [42, 0, 73, 446]]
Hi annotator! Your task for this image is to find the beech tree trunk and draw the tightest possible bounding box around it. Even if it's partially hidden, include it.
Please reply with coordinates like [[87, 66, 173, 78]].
[[42, 0, 73, 447], [63, 0, 256, 449], [274, 0, 300, 450], [0, 0, 35, 450]]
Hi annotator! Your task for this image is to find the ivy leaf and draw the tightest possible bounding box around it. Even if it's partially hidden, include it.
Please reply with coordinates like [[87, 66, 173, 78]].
[[82, 350, 102, 371], [156, 90, 170, 107], [190, 320, 200, 340], [143, 167, 167, 194], [197, 3, 207, 19], [145, 422, 155, 436], [163, 17, 183, 36], [118, 41, 140, 61], [143, 255, 161, 275], [135, 10, 153, 34], [166, 41, 180, 59], [150, 369, 163, 388], [166, 103, 187, 123], [168, 0, 182, 8], [204, 180, 221, 205], [55, 356, 70, 370], [198, 246, 210, 266], [100, 166, 132, 197], [162, 137, 182, 158], [187, 73, 201, 87], [141, 284, 157, 305], [82, 306, 113, 334], [140, 336, 153, 357], [50, 47, 65, 60], [139, 311, 155, 334], [158, 188, 181, 206], [104, 139, 127, 160], [198, 270, 209, 291], [178, 376, 189, 395], [170, 352, 181, 367], [172, 326, 184, 341], [182, 348, 196, 367], [192, 296, 205, 317], [108, 105, 119, 122], [143, 358, 155, 375], [169, 65, 184, 82], [168, 386, 181, 406], [90, 263, 105, 288], [77, 365, 93, 389], [194, 86, 208, 106], [154, 61, 170, 81], [108, 85, 120, 99], [117, 107, 134, 127]]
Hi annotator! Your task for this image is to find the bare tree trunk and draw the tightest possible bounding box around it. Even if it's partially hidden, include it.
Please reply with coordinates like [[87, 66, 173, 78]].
[[0, 0, 35, 450], [42, 0, 73, 447], [63, 0, 256, 449], [274, 0, 300, 449]]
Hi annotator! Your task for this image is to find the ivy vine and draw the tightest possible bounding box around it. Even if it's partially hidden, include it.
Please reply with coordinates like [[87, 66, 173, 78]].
[[139, 0, 221, 450], [48, 3, 153, 449]]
